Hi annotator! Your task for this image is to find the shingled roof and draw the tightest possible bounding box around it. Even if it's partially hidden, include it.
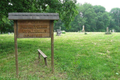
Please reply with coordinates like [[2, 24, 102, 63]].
[[8, 13, 59, 20]]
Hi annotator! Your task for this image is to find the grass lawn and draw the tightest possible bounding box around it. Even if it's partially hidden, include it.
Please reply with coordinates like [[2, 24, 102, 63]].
[[0, 32, 120, 80]]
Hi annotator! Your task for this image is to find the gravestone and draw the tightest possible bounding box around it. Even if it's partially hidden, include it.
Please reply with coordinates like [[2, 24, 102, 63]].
[[105, 27, 111, 34], [107, 27, 108, 32], [11, 32, 13, 35], [82, 25, 85, 32], [8, 32, 10, 35], [110, 30, 111, 33], [56, 29, 61, 36], [112, 29, 115, 32]]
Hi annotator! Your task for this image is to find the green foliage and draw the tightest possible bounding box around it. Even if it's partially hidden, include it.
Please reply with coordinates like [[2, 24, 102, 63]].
[[55, 3, 110, 32], [70, 4, 86, 31], [0, 15, 13, 33], [60, 0, 78, 28], [0, 0, 77, 32], [83, 3, 97, 31], [62, 30, 66, 34], [93, 5, 105, 13], [1, 1, 120, 32], [109, 8, 120, 31], [95, 12, 110, 32]]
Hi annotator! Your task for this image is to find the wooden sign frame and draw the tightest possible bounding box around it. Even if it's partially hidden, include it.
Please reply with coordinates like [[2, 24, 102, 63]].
[[14, 20, 54, 77], [9, 13, 59, 77]]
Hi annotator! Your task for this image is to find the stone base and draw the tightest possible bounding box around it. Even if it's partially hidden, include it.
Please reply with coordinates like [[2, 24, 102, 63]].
[[105, 32, 111, 34], [82, 30, 85, 32], [56, 34, 61, 36]]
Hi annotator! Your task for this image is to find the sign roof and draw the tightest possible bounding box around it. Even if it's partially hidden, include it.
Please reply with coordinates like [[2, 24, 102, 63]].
[[8, 13, 59, 20]]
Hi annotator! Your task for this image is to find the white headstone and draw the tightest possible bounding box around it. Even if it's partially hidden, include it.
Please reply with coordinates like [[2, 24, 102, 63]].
[[112, 29, 115, 32], [8, 32, 10, 35], [106, 27, 109, 32], [56, 29, 61, 36], [82, 25, 85, 32], [110, 30, 111, 33]]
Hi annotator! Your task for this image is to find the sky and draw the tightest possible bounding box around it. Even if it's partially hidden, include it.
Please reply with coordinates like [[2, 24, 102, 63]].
[[77, 0, 120, 12]]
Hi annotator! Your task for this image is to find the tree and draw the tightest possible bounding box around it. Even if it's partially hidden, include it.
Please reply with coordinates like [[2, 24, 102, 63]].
[[70, 3, 86, 32], [0, 15, 13, 33], [93, 5, 110, 31], [0, 0, 77, 33], [93, 5, 105, 13], [110, 8, 120, 31], [109, 16, 117, 31], [81, 3, 97, 31]]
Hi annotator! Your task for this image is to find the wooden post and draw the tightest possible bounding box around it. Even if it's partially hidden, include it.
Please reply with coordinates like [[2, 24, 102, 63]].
[[14, 21, 18, 77], [50, 20, 54, 73], [38, 52, 40, 59], [44, 58, 47, 66]]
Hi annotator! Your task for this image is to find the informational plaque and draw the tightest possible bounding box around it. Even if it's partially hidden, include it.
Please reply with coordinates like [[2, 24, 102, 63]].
[[17, 20, 51, 38]]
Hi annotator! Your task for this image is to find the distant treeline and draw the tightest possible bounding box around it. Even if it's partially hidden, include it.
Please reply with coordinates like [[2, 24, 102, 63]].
[[54, 3, 120, 32], [0, 1, 120, 33]]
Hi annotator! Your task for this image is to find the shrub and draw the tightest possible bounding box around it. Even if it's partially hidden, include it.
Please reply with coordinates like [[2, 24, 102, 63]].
[[62, 30, 66, 34], [85, 32, 87, 35]]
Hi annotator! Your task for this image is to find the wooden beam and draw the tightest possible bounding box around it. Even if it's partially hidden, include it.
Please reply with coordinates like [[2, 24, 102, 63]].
[[38, 49, 47, 58], [50, 20, 54, 73], [38, 49, 47, 66], [14, 20, 18, 77], [44, 58, 47, 66]]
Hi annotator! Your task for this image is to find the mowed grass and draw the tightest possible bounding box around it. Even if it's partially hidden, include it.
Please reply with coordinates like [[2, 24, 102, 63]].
[[0, 32, 120, 80]]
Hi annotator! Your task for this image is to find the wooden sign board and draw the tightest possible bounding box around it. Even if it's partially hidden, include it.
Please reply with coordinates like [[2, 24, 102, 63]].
[[8, 13, 59, 76], [17, 20, 51, 38]]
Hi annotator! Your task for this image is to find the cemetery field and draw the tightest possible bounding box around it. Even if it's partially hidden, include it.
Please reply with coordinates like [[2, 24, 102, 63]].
[[0, 32, 120, 80]]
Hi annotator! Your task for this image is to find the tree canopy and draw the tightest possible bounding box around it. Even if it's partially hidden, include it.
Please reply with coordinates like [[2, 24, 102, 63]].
[[0, 1, 120, 33], [0, 0, 77, 33], [109, 8, 120, 31], [55, 3, 119, 32]]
